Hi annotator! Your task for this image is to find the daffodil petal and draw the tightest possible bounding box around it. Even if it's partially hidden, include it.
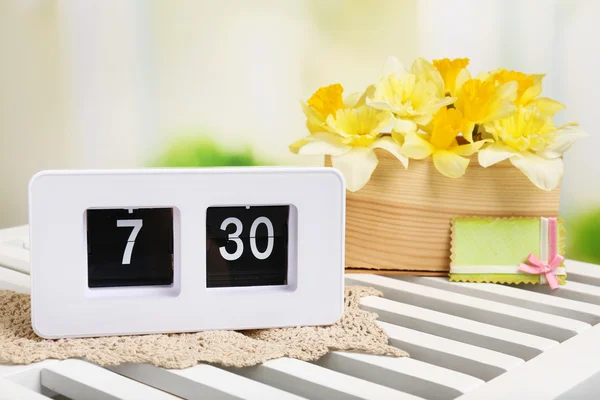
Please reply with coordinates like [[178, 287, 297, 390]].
[[436, 96, 457, 110], [451, 139, 492, 157], [482, 102, 516, 123], [412, 114, 433, 126], [475, 71, 492, 81], [370, 137, 409, 168], [298, 137, 351, 156], [375, 112, 395, 134], [419, 120, 434, 134], [331, 147, 379, 192], [306, 120, 326, 134], [509, 152, 563, 191], [301, 100, 328, 133], [343, 92, 362, 108], [497, 80, 519, 101], [352, 84, 376, 108], [411, 58, 445, 96], [301, 100, 323, 121], [366, 98, 398, 113], [432, 150, 470, 178], [402, 132, 435, 160], [311, 131, 347, 145], [391, 131, 405, 146], [462, 121, 476, 143], [393, 119, 418, 134], [540, 125, 588, 159], [382, 56, 408, 78], [481, 81, 518, 123], [478, 143, 516, 167], [289, 138, 311, 154], [520, 79, 542, 105], [417, 97, 456, 126], [454, 68, 471, 93], [532, 97, 566, 116]]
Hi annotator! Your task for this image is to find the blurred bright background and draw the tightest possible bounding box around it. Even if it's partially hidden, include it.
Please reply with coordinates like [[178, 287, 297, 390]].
[[1, 0, 599, 262]]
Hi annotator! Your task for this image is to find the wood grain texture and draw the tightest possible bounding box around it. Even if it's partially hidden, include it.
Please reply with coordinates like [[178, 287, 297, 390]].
[[345, 269, 447, 276], [327, 149, 561, 272]]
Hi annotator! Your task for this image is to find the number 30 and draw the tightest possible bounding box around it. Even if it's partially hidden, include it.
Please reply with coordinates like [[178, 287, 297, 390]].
[[219, 217, 274, 261]]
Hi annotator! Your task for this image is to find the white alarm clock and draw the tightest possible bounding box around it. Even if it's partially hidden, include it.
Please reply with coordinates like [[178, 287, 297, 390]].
[[28, 167, 345, 338]]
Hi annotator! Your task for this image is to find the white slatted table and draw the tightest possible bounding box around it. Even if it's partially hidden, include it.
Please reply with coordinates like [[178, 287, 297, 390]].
[[2, 225, 600, 399]]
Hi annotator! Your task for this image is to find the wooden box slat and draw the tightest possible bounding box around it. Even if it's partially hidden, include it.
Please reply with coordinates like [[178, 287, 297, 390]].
[[328, 149, 561, 273]]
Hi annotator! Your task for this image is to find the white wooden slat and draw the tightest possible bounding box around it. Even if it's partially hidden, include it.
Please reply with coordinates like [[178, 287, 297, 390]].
[[459, 322, 600, 399], [396, 276, 600, 325], [1, 236, 30, 251], [21, 235, 30, 250], [228, 357, 423, 400], [40, 359, 178, 400], [377, 320, 524, 381], [556, 369, 600, 399], [0, 360, 54, 379], [347, 274, 589, 342], [316, 351, 484, 400], [566, 260, 600, 287], [0, 379, 49, 400], [361, 296, 557, 360], [0, 265, 30, 293], [0, 244, 30, 275], [108, 363, 305, 400], [0, 225, 29, 242], [0, 361, 59, 396], [521, 280, 600, 305]]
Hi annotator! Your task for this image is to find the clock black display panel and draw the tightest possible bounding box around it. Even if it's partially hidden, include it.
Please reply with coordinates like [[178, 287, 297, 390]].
[[86, 208, 174, 288], [206, 205, 289, 288]]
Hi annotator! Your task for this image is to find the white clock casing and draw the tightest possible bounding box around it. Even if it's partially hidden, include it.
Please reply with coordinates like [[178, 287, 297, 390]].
[[28, 167, 345, 339]]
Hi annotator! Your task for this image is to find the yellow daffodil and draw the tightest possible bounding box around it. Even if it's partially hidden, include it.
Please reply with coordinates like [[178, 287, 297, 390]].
[[481, 69, 565, 117], [398, 107, 490, 178], [367, 57, 454, 126], [479, 106, 588, 190], [433, 58, 471, 96], [301, 83, 367, 133], [293, 105, 408, 191], [291, 83, 366, 153], [290, 56, 583, 192], [305, 83, 344, 123], [453, 77, 518, 142]]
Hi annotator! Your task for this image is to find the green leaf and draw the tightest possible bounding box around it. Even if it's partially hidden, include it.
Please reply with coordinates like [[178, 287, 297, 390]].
[[151, 136, 268, 168]]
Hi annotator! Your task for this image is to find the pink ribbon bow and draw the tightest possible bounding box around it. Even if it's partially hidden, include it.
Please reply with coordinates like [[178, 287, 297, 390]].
[[519, 253, 565, 290]]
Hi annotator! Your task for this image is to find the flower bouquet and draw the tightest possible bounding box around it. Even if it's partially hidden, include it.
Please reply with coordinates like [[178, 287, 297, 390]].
[[290, 57, 587, 273]]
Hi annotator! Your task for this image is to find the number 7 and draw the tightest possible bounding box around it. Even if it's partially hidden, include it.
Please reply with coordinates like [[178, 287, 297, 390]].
[[117, 219, 143, 265]]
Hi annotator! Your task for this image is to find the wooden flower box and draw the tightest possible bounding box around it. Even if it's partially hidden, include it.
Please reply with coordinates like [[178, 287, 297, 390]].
[[328, 149, 561, 274]]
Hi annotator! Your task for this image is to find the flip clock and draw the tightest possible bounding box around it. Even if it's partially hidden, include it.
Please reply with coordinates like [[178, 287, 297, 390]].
[[28, 167, 345, 338]]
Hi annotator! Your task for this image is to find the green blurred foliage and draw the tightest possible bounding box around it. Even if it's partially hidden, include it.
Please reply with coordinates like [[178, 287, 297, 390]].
[[566, 210, 600, 265], [152, 136, 267, 167]]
